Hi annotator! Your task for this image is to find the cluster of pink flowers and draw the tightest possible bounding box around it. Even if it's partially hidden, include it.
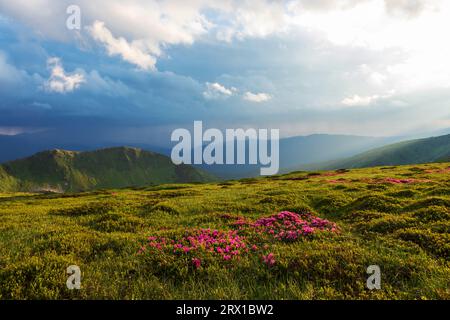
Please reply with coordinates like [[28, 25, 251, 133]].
[[220, 214, 251, 229], [381, 178, 430, 184], [327, 179, 348, 184], [140, 211, 338, 269], [191, 257, 201, 269], [327, 177, 432, 185], [141, 228, 248, 268], [262, 253, 276, 267], [253, 211, 338, 242], [425, 167, 450, 174]]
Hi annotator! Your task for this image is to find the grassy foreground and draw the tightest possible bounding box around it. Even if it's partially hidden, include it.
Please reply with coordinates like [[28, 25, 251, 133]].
[[0, 163, 449, 299]]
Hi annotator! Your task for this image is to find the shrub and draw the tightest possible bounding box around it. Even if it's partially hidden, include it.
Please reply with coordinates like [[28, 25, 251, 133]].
[[413, 206, 449, 222], [50, 201, 119, 216], [88, 213, 145, 233], [395, 228, 450, 259], [0, 254, 75, 299], [150, 202, 181, 215], [358, 216, 416, 234], [348, 195, 401, 213]]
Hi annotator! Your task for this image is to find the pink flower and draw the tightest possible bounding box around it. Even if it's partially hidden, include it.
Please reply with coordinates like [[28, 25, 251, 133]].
[[262, 253, 276, 266], [137, 246, 146, 254], [192, 258, 201, 269], [140, 211, 338, 269]]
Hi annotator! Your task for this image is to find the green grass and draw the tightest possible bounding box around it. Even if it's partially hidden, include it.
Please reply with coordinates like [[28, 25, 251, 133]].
[[0, 163, 449, 299]]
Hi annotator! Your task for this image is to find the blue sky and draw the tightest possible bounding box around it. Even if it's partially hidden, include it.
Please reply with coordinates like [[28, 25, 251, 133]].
[[0, 0, 449, 146]]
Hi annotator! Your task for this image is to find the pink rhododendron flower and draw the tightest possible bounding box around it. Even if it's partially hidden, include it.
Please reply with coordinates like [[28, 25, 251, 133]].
[[192, 258, 201, 269], [140, 211, 338, 268], [262, 253, 276, 266], [253, 211, 338, 242]]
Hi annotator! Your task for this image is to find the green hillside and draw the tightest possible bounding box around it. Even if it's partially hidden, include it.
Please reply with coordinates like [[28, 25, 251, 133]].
[[0, 147, 215, 192], [0, 162, 448, 299], [306, 134, 450, 170]]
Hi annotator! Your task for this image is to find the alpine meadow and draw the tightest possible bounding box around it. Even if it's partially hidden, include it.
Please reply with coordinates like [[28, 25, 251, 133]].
[[0, 162, 449, 299], [1, 0, 450, 305]]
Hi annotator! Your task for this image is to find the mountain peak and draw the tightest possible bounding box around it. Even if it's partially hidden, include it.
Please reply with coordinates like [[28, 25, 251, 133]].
[[0, 147, 215, 192]]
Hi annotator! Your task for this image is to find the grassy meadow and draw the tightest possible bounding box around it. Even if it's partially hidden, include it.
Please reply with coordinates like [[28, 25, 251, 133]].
[[0, 162, 449, 300]]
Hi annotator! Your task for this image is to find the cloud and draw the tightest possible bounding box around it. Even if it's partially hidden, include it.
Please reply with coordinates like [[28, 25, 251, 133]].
[[341, 94, 380, 106], [31, 101, 52, 109], [0, 126, 26, 135], [384, 0, 436, 18], [215, 0, 290, 41], [44, 57, 85, 93], [87, 21, 157, 71], [203, 82, 236, 99], [293, 0, 368, 12], [340, 91, 402, 107], [1, 0, 450, 140], [0, 1, 293, 69], [291, 0, 437, 16], [0, 51, 24, 87], [0, 0, 212, 70], [243, 91, 272, 103]]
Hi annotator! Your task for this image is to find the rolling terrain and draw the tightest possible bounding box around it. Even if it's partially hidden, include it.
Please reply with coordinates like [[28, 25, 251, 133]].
[[0, 162, 448, 299]]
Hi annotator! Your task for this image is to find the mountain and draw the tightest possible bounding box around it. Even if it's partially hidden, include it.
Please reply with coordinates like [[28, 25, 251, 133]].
[[0, 131, 171, 164], [0, 132, 399, 179], [201, 134, 400, 178], [278, 134, 400, 171], [0, 147, 215, 192], [302, 134, 450, 170]]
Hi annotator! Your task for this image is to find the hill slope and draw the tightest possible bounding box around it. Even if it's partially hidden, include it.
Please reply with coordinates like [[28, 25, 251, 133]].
[[202, 134, 398, 178], [0, 162, 448, 299], [304, 134, 450, 170], [0, 147, 215, 192]]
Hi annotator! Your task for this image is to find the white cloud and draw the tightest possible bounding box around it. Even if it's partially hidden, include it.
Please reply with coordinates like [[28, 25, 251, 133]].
[[243, 91, 272, 103], [0, 1, 293, 69], [0, 51, 24, 87], [341, 94, 380, 107], [44, 57, 85, 93], [203, 82, 236, 99], [1, 0, 450, 136], [88, 21, 157, 71], [0, 126, 45, 136], [340, 92, 401, 107], [215, 0, 290, 41], [31, 101, 52, 109], [384, 0, 433, 18], [290, 0, 450, 93]]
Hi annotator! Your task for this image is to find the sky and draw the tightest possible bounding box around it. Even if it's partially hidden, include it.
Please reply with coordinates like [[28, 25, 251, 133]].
[[0, 0, 449, 146]]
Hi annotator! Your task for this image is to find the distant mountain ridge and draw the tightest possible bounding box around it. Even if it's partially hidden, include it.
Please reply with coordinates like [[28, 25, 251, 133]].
[[301, 134, 450, 170], [0, 147, 215, 192], [0, 130, 401, 179], [201, 134, 400, 178]]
